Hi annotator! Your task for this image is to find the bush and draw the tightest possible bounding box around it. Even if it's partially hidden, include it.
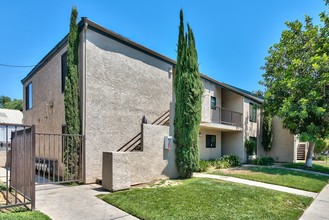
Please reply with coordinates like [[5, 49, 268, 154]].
[[250, 156, 274, 166], [198, 160, 212, 172], [245, 140, 256, 156], [313, 155, 327, 161], [215, 155, 241, 169]]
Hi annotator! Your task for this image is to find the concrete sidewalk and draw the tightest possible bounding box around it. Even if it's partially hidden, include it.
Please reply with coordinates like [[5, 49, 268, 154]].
[[36, 184, 138, 220], [193, 173, 317, 198], [300, 184, 329, 220]]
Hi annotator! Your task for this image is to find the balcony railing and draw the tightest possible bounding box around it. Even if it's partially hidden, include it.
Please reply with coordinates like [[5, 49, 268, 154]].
[[215, 107, 242, 127]]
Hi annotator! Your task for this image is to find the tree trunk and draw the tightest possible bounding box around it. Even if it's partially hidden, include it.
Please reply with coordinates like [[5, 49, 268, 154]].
[[305, 142, 314, 168]]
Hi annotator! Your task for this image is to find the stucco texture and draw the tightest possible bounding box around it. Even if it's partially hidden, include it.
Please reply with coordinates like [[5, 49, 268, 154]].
[[23, 46, 67, 134], [102, 124, 178, 191], [84, 29, 173, 182], [22, 45, 68, 173], [199, 128, 221, 160], [267, 116, 295, 162]]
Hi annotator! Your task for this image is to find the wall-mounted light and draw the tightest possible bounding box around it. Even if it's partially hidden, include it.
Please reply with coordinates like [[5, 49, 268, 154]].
[[168, 67, 173, 74]]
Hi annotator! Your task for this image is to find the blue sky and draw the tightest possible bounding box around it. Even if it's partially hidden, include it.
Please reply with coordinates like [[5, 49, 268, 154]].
[[0, 0, 327, 99]]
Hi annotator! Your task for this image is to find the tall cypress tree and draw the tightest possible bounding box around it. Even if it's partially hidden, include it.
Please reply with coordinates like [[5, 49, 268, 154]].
[[174, 10, 203, 178], [64, 7, 81, 179]]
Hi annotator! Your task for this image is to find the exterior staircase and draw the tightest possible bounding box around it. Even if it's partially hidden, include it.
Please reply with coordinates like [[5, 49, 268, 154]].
[[117, 110, 170, 152]]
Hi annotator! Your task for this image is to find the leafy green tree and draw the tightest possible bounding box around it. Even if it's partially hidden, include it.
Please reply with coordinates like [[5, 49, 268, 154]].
[[314, 139, 328, 155], [261, 8, 329, 167], [0, 96, 23, 111], [174, 10, 203, 178], [251, 90, 264, 98], [261, 113, 273, 153], [64, 7, 81, 179]]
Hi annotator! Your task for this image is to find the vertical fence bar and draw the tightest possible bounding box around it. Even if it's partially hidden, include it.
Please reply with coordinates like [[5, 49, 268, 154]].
[[43, 134, 46, 183], [37, 134, 40, 183], [31, 125, 36, 210], [64, 135, 67, 181], [14, 126, 17, 204], [23, 127, 26, 203], [5, 126, 8, 206], [48, 135, 50, 182], [57, 135, 60, 182]]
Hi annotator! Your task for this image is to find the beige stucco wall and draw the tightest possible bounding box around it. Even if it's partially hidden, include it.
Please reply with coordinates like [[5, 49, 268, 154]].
[[201, 79, 221, 123], [22, 45, 67, 170], [84, 29, 173, 182], [243, 98, 262, 157], [199, 128, 221, 160], [102, 124, 178, 191], [23, 46, 67, 133], [222, 89, 243, 113], [267, 116, 295, 162], [221, 131, 245, 162], [0, 151, 6, 167]]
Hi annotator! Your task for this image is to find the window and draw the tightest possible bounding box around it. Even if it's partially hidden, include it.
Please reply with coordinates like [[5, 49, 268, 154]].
[[206, 135, 216, 148], [25, 82, 32, 110], [211, 96, 216, 110], [250, 137, 257, 155], [61, 52, 67, 93], [249, 103, 257, 122]]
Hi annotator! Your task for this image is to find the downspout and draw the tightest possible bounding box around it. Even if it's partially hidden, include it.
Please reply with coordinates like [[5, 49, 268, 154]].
[[81, 18, 88, 136], [81, 18, 88, 182]]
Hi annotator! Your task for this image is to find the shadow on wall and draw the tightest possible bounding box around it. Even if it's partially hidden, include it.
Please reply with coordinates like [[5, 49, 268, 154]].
[[102, 124, 178, 191]]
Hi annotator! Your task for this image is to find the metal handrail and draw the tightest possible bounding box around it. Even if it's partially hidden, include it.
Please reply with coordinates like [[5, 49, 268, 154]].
[[117, 110, 170, 152], [215, 106, 242, 127]]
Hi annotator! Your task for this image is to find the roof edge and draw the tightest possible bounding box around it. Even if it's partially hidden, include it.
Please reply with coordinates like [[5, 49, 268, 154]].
[[200, 74, 263, 104], [21, 34, 68, 84], [84, 18, 176, 65], [21, 18, 176, 84]]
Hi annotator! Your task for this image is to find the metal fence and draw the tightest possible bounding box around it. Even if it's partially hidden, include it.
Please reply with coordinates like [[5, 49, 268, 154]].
[[0, 123, 35, 210], [217, 107, 243, 127], [35, 133, 84, 184]]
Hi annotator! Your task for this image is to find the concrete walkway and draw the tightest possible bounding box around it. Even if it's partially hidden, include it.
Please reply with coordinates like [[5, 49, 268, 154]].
[[300, 184, 329, 220], [36, 184, 138, 220], [193, 173, 318, 198]]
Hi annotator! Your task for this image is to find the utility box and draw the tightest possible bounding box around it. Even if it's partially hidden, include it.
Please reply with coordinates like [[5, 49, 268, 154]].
[[164, 136, 173, 150]]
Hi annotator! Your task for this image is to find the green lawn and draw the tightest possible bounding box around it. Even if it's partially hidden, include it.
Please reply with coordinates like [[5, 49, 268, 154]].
[[0, 211, 50, 220], [208, 166, 329, 192], [99, 178, 312, 220], [282, 161, 329, 175]]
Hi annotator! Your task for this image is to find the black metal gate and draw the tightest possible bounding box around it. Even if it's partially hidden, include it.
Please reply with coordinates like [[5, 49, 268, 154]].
[[35, 133, 84, 184]]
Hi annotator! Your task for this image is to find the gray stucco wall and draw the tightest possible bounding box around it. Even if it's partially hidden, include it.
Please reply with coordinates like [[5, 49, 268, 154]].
[[85, 29, 173, 182], [102, 124, 178, 191]]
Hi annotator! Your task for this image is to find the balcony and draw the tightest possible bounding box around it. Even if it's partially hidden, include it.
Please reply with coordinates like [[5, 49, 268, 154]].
[[200, 106, 243, 131]]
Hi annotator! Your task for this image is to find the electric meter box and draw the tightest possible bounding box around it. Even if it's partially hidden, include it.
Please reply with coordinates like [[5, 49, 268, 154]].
[[164, 136, 173, 150]]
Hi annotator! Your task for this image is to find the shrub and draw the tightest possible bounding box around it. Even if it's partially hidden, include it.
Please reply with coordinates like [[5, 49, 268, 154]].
[[215, 155, 241, 169], [313, 155, 326, 161], [198, 160, 212, 172], [250, 156, 274, 165], [245, 140, 256, 156]]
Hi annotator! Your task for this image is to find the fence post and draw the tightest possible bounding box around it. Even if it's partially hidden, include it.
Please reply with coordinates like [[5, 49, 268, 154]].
[[31, 125, 36, 210]]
